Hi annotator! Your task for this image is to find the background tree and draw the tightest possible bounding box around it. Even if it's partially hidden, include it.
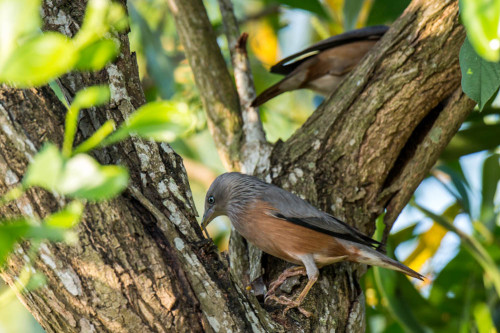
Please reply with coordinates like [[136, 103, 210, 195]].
[[0, 0, 499, 332]]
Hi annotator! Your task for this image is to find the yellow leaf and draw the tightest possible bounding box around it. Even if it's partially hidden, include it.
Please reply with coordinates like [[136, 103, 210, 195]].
[[404, 204, 461, 271], [248, 21, 280, 67], [404, 222, 448, 272]]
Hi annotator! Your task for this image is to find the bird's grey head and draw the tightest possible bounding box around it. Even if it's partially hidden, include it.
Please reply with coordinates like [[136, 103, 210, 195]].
[[201, 172, 268, 234]]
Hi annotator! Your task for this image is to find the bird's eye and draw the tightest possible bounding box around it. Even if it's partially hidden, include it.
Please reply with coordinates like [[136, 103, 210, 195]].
[[207, 196, 215, 204]]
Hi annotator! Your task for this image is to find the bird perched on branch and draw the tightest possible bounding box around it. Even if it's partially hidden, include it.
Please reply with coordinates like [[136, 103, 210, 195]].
[[251, 25, 389, 107], [201, 172, 423, 316]]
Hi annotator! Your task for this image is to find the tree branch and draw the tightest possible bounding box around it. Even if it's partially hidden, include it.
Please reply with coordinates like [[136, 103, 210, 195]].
[[1, 0, 279, 331], [242, 0, 474, 329], [271, 0, 471, 234], [166, 0, 244, 171], [218, 0, 271, 174], [381, 87, 474, 241]]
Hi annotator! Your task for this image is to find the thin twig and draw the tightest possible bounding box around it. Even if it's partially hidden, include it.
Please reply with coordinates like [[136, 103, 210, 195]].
[[218, 0, 270, 175]]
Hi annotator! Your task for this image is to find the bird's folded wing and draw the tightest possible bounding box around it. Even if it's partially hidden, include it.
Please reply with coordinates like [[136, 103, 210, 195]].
[[269, 212, 380, 248], [270, 25, 389, 75]]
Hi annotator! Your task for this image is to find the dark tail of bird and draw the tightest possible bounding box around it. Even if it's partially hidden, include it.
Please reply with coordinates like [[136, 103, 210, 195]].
[[251, 82, 286, 107]]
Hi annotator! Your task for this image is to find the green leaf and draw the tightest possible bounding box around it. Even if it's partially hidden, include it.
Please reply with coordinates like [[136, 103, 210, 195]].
[[366, 0, 410, 26], [435, 164, 472, 216], [480, 154, 500, 227], [64, 85, 111, 156], [71, 85, 111, 110], [343, 0, 364, 31], [0, 33, 76, 87], [74, 0, 127, 48], [414, 202, 500, 298], [373, 252, 427, 333], [44, 201, 84, 228], [459, 37, 500, 110], [0, 0, 41, 67], [57, 154, 129, 201], [103, 101, 194, 145], [0, 185, 25, 207], [129, 2, 175, 99], [25, 272, 47, 291], [25, 225, 68, 242], [266, 0, 329, 19], [473, 302, 496, 333], [73, 119, 116, 155], [23, 143, 64, 190], [460, 0, 500, 62], [23, 143, 129, 201], [107, 2, 128, 31], [441, 123, 500, 160], [0, 220, 30, 266], [75, 39, 119, 71]]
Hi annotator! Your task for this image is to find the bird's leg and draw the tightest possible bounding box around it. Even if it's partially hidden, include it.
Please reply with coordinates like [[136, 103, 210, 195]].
[[266, 255, 319, 317], [265, 266, 307, 299], [283, 275, 318, 316]]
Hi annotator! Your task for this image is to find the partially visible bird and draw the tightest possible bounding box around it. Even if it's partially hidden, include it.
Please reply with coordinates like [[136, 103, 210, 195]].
[[251, 25, 389, 107], [201, 172, 423, 316]]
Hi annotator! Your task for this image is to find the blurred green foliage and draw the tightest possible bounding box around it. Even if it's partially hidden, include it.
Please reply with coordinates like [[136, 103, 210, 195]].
[[0, 0, 194, 331], [460, 0, 500, 62], [0, 0, 499, 332]]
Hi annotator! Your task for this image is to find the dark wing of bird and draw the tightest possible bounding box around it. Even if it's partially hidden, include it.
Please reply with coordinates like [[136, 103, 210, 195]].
[[261, 184, 382, 249], [270, 25, 389, 76], [271, 213, 381, 248]]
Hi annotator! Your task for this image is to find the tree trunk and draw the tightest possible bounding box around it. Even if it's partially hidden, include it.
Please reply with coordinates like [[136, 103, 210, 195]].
[[0, 0, 474, 332]]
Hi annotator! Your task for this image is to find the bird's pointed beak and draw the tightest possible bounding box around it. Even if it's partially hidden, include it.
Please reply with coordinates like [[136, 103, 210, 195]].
[[201, 207, 215, 239]]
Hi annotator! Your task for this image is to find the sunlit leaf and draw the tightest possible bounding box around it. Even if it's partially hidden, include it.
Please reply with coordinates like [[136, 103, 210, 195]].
[[75, 39, 119, 71], [44, 201, 84, 228], [107, 2, 128, 31], [248, 20, 280, 67], [73, 119, 115, 155], [71, 85, 111, 110], [0, 185, 25, 207], [0, 33, 76, 87], [0, 0, 41, 66], [23, 143, 129, 201], [473, 302, 496, 333], [0, 220, 30, 266], [23, 143, 64, 190], [57, 154, 129, 201], [414, 202, 500, 298], [103, 101, 193, 145], [404, 204, 459, 272], [460, 37, 500, 110], [75, 0, 127, 48], [460, 0, 500, 62], [64, 85, 111, 156]]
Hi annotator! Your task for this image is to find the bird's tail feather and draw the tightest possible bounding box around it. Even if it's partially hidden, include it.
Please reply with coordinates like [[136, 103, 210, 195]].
[[251, 82, 286, 107], [355, 247, 424, 280]]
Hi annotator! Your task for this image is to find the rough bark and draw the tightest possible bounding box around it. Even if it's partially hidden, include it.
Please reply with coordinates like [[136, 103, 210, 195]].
[[0, 0, 475, 332], [1, 1, 276, 332], [167, 0, 474, 331]]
